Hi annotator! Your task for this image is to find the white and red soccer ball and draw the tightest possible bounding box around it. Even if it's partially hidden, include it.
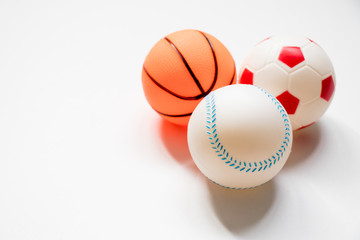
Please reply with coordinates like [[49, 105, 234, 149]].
[[238, 36, 335, 130]]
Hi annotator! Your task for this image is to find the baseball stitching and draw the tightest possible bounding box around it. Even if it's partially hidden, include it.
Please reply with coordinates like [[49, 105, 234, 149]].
[[205, 87, 291, 174]]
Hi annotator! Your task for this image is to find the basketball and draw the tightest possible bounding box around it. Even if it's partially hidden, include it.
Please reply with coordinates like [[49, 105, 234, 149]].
[[142, 29, 236, 126]]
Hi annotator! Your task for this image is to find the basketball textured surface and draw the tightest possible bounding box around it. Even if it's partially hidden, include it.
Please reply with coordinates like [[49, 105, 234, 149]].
[[142, 29, 236, 125], [187, 85, 293, 189], [238, 35, 335, 130]]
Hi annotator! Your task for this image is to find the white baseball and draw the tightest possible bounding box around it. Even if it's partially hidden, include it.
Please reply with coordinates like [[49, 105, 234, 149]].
[[187, 84, 293, 189]]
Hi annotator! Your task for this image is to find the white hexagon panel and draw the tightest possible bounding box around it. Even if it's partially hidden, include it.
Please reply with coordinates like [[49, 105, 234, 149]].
[[289, 66, 322, 104], [254, 63, 288, 97], [239, 37, 277, 72], [238, 35, 336, 131]]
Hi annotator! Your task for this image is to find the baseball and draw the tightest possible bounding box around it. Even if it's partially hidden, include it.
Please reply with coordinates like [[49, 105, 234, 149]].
[[187, 84, 293, 189]]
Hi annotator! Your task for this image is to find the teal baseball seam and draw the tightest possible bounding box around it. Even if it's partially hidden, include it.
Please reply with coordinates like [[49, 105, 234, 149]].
[[205, 87, 291, 175]]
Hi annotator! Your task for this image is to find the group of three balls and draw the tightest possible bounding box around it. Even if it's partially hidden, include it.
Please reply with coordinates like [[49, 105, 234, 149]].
[[142, 29, 336, 189]]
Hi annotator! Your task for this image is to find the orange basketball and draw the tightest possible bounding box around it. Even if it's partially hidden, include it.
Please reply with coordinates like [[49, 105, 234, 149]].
[[142, 29, 236, 126]]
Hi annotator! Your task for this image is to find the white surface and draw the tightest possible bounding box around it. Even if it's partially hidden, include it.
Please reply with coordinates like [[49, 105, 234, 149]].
[[188, 85, 292, 188], [0, 0, 359, 239]]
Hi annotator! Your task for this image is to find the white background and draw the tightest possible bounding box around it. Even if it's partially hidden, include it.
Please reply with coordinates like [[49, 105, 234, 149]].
[[1, 0, 360, 239]]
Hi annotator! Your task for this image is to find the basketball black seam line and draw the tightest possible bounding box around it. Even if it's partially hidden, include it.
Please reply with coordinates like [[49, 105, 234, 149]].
[[150, 69, 236, 118], [197, 31, 219, 95], [143, 61, 234, 103], [163, 37, 206, 95], [143, 66, 204, 100], [154, 109, 192, 118]]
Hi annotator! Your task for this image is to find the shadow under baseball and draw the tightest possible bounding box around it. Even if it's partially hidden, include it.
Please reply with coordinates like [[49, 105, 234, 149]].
[[283, 122, 322, 170], [207, 180, 276, 234], [159, 119, 199, 173]]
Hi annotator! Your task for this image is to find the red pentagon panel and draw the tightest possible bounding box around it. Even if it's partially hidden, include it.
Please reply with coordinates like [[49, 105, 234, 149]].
[[321, 75, 335, 101], [239, 68, 253, 85], [276, 91, 300, 114], [278, 46, 305, 68]]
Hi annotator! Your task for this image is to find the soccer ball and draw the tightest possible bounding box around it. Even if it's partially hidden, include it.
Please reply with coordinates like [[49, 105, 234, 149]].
[[238, 36, 335, 131]]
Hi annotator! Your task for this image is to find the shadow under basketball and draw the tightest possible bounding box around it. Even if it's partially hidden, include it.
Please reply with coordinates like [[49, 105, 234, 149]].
[[283, 122, 322, 170], [159, 119, 198, 172], [207, 180, 276, 234]]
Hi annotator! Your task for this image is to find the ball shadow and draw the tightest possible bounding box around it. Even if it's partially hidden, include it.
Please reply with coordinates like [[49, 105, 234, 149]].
[[207, 180, 276, 234], [159, 119, 198, 172], [283, 123, 322, 170]]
